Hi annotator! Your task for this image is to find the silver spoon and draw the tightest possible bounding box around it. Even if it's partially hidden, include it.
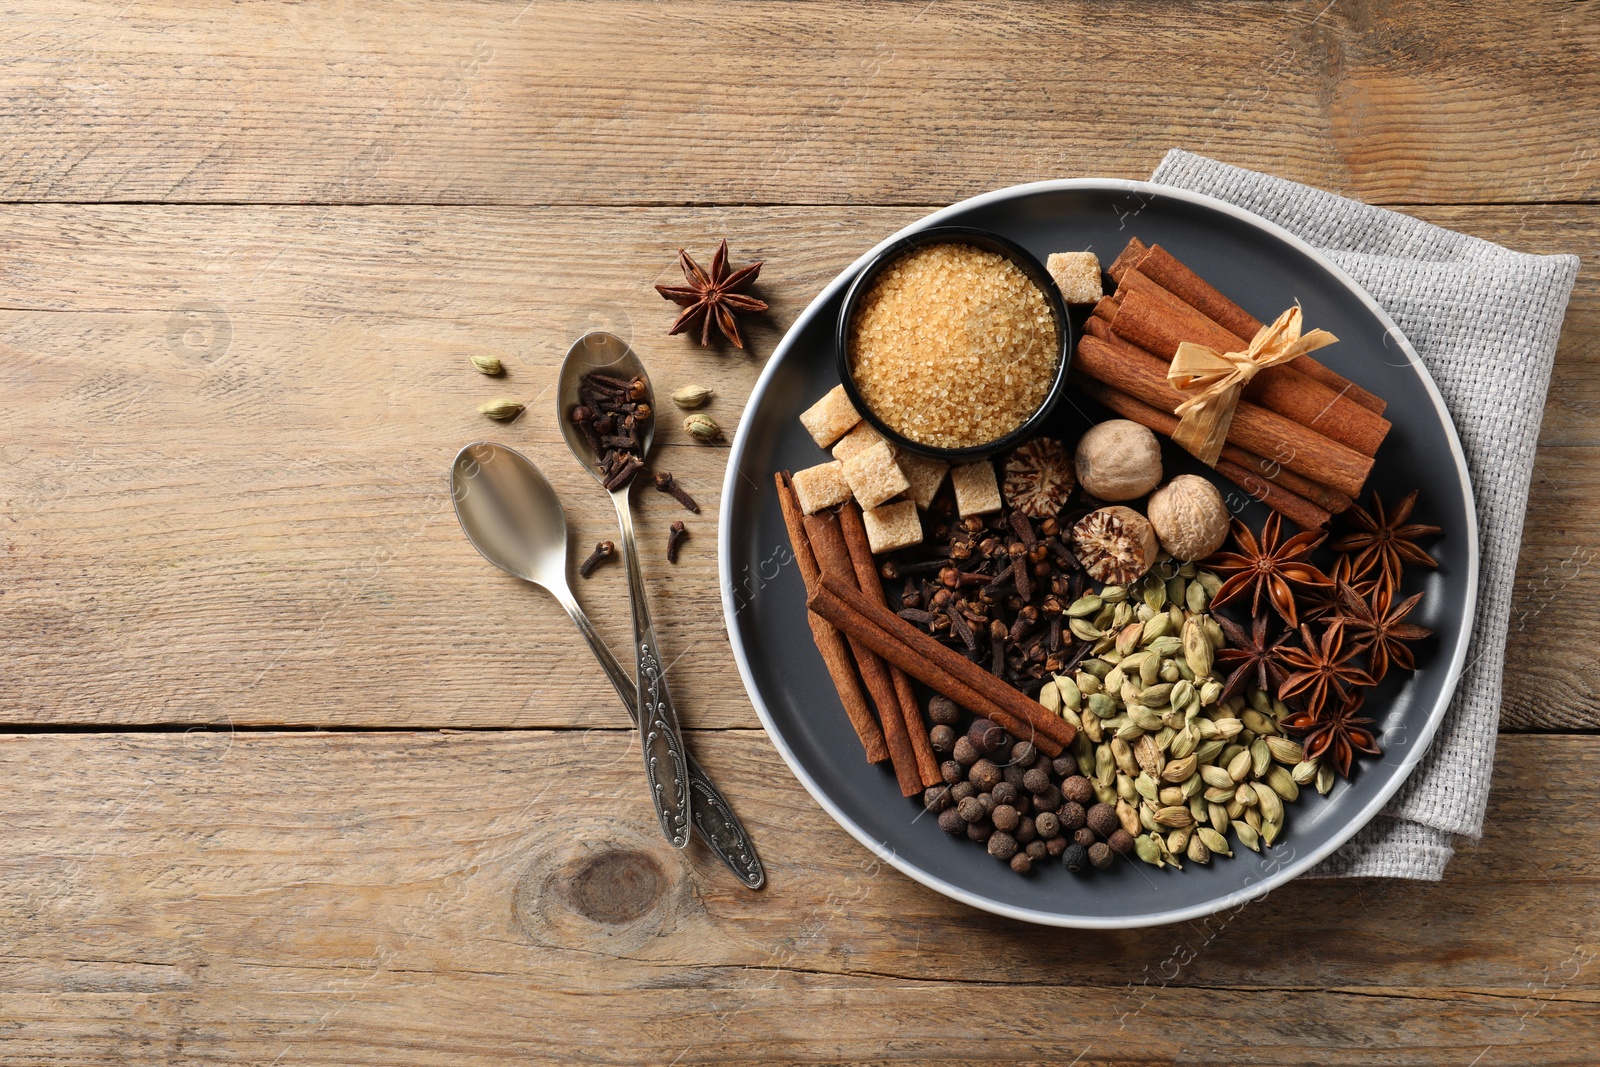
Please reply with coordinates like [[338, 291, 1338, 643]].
[[557, 332, 694, 849], [450, 442, 763, 888]]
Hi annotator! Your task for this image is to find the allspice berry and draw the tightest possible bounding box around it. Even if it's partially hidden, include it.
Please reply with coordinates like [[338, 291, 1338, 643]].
[[1035, 811, 1060, 840], [966, 820, 993, 843], [1052, 753, 1079, 778], [1073, 827, 1097, 848], [1088, 842, 1114, 870], [952, 736, 979, 767], [1059, 801, 1087, 832], [987, 831, 1019, 861], [1025, 839, 1049, 862], [1046, 836, 1068, 858], [1062, 841, 1089, 873], [992, 805, 1020, 833], [930, 725, 956, 753], [1022, 767, 1051, 794], [1062, 775, 1095, 805], [928, 696, 962, 726], [1009, 852, 1033, 875], [1108, 829, 1135, 856], [1034, 784, 1063, 812], [941, 760, 964, 785], [967, 718, 1008, 755], [1003, 763, 1028, 790], [991, 782, 1019, 807], [969, 759, 1003, 792], [1015, 815, 1037, 845], [923, 785, 952, 813], [1087, 802, 1120, 839], [956, 796, 986, 824], [950, 781, 976, 802], [1011, 741, 1037, 766], [938, 808, 967, 836]]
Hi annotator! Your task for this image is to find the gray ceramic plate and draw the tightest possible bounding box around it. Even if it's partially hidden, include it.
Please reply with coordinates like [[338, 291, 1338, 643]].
[[718, 180, 1478, 928]]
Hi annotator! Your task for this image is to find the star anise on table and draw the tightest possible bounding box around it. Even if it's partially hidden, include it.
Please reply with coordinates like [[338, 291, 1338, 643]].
[[1329, 489, 1440, 588], [1206, 513, 1333, 629], [1285, 690, 1382, 778], [1332, 581, 1433, 683], [1214, 613, 1295, 702], [654, 239, 770, 348], [1275, 619, 1376, 720]]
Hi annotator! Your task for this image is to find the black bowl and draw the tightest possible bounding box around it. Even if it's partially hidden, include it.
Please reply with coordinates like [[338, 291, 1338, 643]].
[[834, 225, 1073, 462]]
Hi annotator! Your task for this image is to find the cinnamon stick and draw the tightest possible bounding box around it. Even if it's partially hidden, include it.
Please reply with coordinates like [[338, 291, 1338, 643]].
[[805, 510, 923, 796], [774, 473, 888, 764], [1111, 277, 1391, 458], [813, 572, 1075, 752], [1080, 319, 1353, 514], [838, 502, 943, 788], [1110, 238, 1387, 415], [807, 583, 1063, 758], [1074, 333, 1373, 499]]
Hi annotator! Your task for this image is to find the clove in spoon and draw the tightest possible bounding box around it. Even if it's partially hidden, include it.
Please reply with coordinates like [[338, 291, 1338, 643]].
[[556, 332, 693, 849], [450, 442, 763, 887]]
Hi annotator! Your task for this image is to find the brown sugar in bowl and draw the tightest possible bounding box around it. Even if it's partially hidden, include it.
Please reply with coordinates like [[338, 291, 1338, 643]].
[[837, 226, 1072, 461]]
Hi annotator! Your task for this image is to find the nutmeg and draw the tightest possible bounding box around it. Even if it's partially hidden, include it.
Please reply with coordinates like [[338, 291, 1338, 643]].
[[1147, 475, 1230, 561], [1074, 420, 1163, 501]]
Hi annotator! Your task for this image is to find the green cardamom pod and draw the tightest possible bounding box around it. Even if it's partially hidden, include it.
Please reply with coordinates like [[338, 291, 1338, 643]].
[[1234, 822, 1261, 852], [671, 384, 714, 409], [470, 354, 504, 376], [683, 413, 724, 442], [477, 397, 525, 421]]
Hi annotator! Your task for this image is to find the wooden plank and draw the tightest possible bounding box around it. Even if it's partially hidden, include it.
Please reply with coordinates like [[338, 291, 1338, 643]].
[[0, 203, 1594, 727], [1, 1, 1597, 207], [0, 730, 1593, 1065]]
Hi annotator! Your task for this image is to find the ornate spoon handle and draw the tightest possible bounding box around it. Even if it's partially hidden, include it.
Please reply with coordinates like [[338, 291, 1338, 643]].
[[555, 586, 764, 887], [609, 489, 692, 847]]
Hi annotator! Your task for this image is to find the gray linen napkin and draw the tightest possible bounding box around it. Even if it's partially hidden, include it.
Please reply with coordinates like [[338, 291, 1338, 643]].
[[1151, 150, 1579, 879]]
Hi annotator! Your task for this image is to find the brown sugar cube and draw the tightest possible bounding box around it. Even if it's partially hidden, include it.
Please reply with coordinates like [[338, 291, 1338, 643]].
[[861, 500, 923, 554], [790, 461, 852, 515], [897, 451, 950, 511], [951, 460, 1002, 517], [842, 439, 910, 510], [1047, 251, 1103, 305], [831, 421, 886, 463], [798, 384, 861, 448]]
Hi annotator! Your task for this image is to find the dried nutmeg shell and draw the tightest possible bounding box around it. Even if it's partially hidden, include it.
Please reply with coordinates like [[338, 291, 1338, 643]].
[[1147, 475, 1230, 561], [1071, 506, 1160, 586]]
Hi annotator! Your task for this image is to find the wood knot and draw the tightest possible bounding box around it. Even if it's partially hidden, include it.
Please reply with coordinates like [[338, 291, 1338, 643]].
[[566, 849, 666, 925]]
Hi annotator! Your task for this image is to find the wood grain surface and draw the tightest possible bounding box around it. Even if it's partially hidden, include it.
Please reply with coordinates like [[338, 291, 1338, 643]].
[[1, 0, 1596, 1062], [0, 731, 1594, 1065]]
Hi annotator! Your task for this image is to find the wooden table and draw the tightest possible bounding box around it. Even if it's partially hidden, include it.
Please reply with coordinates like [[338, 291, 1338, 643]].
[[1, 2, 1595, 1062]]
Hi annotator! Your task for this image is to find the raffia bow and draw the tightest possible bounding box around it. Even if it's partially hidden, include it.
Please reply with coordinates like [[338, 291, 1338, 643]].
[[1166, 304, 1338, 466]]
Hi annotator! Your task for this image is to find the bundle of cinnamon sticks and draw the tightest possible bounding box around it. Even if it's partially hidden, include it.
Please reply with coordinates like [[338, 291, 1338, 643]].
[[1071, 238, 1390, 530], [776, 472, 1075, 796]]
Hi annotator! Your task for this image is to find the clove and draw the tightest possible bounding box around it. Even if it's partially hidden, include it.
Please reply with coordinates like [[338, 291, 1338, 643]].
[[653, 471, 701, 513], [579, 540, 615, 578], [666, 520, 689, 563]]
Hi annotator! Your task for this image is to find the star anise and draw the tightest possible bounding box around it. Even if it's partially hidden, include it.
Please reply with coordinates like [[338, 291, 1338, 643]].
[[1328, 490, 1439, 588], [654, 239, 769, 348], [1214, 613, 1294, 702], [1332, 581, 1432, 683], [1285, 690, 1382, 778], [1300, 553, 1382, 621], [1275, 620, 1375, 720], [1206, 514, 1332, 629]]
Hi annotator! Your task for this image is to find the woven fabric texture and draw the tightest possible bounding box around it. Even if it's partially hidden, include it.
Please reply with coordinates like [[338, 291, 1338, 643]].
[[1150, 150, 1579, 879]]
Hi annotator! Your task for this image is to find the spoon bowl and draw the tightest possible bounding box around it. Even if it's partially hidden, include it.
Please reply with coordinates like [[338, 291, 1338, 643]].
[[557, 331, 656, 479], [450, 441, 571, 591]]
